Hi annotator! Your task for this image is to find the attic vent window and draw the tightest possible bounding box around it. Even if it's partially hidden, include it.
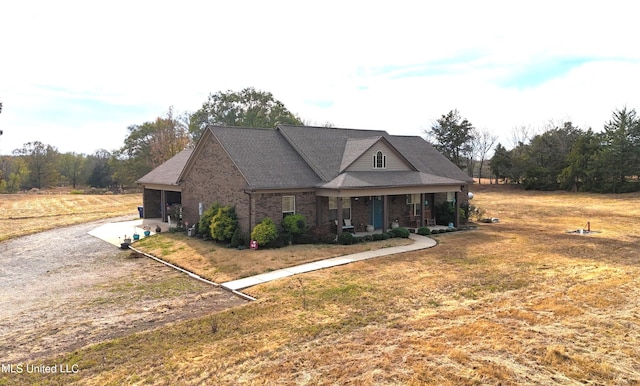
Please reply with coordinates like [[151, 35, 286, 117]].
[[373, 151, 387, 169]]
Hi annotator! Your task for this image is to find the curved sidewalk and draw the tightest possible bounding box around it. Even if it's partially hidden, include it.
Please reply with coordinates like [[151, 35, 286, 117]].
[[221, 234, 436, 291]]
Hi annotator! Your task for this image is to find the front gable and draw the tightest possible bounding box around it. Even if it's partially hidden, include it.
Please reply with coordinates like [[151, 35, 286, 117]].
[[342, 137, 415, 172]]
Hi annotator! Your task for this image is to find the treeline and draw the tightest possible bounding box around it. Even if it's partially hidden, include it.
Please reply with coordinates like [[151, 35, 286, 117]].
[[490, 107, 640, 193], [428, 107, 640, 194], [0, 107, 191, 193], [0, 88, 303, 193]]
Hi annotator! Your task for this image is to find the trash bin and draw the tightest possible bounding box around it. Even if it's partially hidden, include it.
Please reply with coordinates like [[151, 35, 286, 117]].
[[137, 206, 144, 218]]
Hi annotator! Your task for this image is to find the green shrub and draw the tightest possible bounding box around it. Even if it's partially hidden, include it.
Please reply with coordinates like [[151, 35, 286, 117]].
[[363, 234, 374, 242], [269, 234, 290, 248], [381, 232, 390, 240], [372, 233, 384, 241], [198, 203, 220, 235], [296, 234, 320, 244], [251, 218, 278, 246], [435, 201, 455, 226], [230, 227, 243, 248], [385, 231, 396, 238], [282, 214, 307, 243], [390, 227, 410, 238], [338, 232, 354, 245], [417, 226, 431, 235], [210, 206, 238, 243]]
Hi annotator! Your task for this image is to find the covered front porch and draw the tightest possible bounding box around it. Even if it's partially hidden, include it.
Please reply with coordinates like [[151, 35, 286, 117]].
[[318, 185, 468, 236]]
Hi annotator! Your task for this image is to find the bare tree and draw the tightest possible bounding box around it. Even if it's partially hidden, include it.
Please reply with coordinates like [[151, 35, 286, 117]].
[[474, 129, 497, 184], [509, 125, 534, 149]]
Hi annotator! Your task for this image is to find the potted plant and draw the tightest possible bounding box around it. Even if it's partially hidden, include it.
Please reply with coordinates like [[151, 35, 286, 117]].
[[121, 235, 131, 249], [143, 225, 151, 237], [366, 224, 374, 232]]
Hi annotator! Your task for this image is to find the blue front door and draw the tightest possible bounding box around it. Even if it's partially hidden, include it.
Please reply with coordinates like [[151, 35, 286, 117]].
[[371, 197, 383, 229]]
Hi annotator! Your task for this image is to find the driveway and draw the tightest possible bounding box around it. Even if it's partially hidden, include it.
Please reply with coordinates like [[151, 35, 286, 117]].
[[0, 216, 245, 363]]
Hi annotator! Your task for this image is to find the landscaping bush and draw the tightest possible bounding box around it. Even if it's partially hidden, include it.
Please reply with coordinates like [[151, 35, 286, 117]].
[[282, 214, 307, 243], [390, 227, 410, 238], [435, 201, 455, 226], [385, 231, 396, 238], [269, 234, 290, 248], [251, 218, 279, 246], [381, 232, 390, 240], [372, 233, 384, 241], [338, 232, 354, 245], [210, 206, 238, 243], [229, 227, 244, 248], [320, 234, 337, 244], [198, 202, 220, 235], [296, 234, 320, 244], [417, 226, 431, 235]]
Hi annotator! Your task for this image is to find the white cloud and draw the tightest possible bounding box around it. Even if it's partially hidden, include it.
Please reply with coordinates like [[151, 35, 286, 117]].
[[1, 0, 639, 154]]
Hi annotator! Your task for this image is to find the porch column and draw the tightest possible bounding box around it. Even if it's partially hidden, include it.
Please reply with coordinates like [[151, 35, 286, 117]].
[[454, 191, 460, 227], [336, 197, 343, 236], [382, 195, 389, 233], [160, 190, 167, 222], [418, 193, 425, 227]]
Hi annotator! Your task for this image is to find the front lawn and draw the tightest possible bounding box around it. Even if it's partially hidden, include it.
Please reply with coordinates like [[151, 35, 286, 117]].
[[133, 233, 413, 283]]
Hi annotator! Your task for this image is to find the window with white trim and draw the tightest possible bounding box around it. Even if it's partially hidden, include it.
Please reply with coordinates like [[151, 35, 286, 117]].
[[372, 151, 387, 169], [406, 194, 421, 216], [282, 196, 295, 217], [447, 192, 456, 202], [328, 197, 351, 220]]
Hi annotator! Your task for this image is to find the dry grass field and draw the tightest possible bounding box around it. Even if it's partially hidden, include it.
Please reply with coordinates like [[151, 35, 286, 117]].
[[3, 185, 640, 385], [0, 193, 142, 241]]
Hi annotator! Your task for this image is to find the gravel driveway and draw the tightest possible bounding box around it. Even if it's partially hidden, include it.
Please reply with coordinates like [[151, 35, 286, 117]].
[[0, 216, 245, 363]]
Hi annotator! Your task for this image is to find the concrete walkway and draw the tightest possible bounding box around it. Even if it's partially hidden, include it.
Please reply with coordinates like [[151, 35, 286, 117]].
[[221, 234, 436, 291], [88, 218, 170, 247]]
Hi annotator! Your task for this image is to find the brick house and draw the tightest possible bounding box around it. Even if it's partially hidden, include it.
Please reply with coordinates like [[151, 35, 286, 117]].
[[137, 125, 473, 236]]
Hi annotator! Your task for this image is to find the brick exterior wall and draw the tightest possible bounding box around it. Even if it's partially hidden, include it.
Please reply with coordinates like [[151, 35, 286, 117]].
[[253, 191, 317, 230], [182, 134, 251, 234]]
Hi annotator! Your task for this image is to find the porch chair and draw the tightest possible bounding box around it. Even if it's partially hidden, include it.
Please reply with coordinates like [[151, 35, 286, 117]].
[[335, 219, 355, 233], [426, 218, 436, 226]]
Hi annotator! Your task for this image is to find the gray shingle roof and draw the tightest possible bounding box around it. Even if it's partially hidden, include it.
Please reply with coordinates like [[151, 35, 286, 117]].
[[277, 125, 473, 185], [142, 125, 472, 191], [136, 148, 193, 186], [319, 171, 466, 189], [340, 136, 382, 172], [210, 126, 322, 189]]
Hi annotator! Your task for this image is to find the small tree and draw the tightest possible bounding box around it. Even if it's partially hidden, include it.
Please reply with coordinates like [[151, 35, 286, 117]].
[[251, 218, 279, 246], [198, 203, 220, 235], [210, 206, 238, 243], [282, 214, 307, 243]]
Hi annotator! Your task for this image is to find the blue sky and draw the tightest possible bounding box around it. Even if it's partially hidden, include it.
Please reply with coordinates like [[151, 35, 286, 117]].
[[1, 0, 639, 155]]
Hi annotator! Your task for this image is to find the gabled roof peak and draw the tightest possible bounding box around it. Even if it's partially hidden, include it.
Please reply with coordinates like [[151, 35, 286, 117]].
[[340, 136, 384, 172]]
